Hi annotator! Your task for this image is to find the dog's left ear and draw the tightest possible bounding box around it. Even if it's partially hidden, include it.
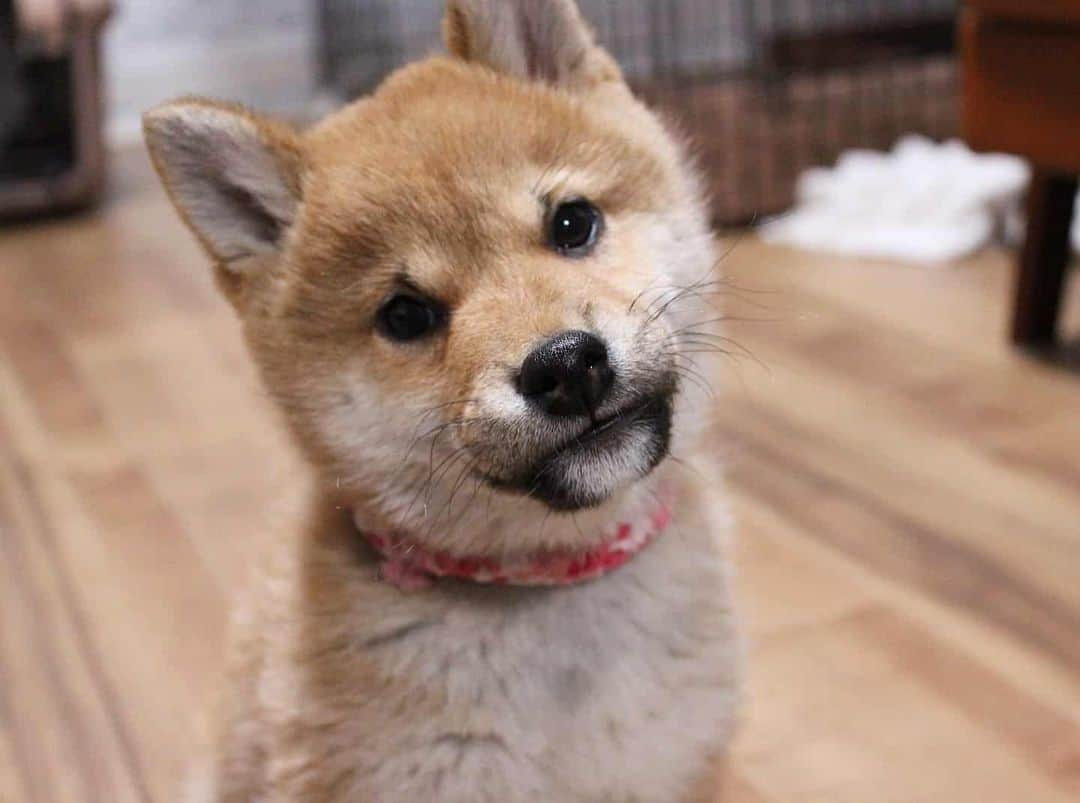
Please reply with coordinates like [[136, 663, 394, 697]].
[[443, 0, 622, 89]]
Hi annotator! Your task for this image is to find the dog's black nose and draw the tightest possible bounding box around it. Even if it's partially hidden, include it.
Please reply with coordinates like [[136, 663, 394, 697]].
[[518, 330, 614, 417]]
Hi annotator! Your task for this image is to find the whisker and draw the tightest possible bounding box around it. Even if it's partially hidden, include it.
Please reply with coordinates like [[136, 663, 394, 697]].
[[404, 442, 472, 521], [667, 454, 706, 481], [534, 507, 556, 546], [670, 362, 716, 399], [389, 415, 486, 483], [423, 454, 482, 542], [570, 511, 588, 542]]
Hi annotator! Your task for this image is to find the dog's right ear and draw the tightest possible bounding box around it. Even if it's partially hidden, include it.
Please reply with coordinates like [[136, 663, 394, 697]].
[[443, 0, 621, 89], [143, 99, 303, 276]]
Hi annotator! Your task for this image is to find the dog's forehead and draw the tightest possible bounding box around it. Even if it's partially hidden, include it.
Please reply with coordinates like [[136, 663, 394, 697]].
[[298, 144, 554, 295], [292, 60, 674, 297], [305, 64, 664, 224]]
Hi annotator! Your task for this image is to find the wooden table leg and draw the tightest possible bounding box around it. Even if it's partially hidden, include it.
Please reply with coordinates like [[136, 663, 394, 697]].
[[1012, 171, 1077, 346]]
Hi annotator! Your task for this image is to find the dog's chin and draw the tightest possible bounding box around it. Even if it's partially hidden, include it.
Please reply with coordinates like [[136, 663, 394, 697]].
[[485, 394, 674, 512]]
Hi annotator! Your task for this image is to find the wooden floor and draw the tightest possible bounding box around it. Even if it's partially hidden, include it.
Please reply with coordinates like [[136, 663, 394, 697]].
[[2, 148, 1079, 803]]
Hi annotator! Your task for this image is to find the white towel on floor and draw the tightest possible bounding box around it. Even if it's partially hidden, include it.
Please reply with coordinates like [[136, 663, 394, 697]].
[[760, 135, 1079, 264]]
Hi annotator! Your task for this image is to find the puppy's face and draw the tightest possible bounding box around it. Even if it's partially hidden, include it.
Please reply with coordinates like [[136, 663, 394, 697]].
[[145, 0, 717, 544]]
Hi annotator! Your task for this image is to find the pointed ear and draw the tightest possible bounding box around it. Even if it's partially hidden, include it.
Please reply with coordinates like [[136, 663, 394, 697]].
[[142, 99, 303, 270], [443, 0, 621, 88]]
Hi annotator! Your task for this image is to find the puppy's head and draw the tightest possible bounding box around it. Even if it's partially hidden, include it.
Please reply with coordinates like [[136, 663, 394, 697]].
[[144, 0, 717, 549]]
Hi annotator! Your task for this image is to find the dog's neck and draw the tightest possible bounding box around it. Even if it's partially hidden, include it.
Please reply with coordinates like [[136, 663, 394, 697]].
[[349, 479, 675, 591]]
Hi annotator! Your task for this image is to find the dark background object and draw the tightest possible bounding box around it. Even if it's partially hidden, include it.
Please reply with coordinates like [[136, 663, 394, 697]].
[[0, 3, 25, 147], [317, 0, 959, 226], [961, 0, 1080, 354], [0, 0, 111, 219]]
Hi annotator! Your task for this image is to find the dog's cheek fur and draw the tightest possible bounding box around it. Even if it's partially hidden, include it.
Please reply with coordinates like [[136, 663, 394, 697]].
[[245, 322, 452, 501]]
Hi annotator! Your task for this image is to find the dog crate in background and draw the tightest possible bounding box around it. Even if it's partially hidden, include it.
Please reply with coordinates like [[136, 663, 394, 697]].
[[316, 0, 958, 225], [0, 0, 112, 219]]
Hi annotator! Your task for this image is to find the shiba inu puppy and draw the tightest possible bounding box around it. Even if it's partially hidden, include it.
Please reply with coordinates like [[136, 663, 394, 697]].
[[144, 0, 740, 800]]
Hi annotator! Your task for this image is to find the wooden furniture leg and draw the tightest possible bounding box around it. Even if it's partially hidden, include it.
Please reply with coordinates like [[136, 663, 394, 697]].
[[1012, 171, 1077, 346]]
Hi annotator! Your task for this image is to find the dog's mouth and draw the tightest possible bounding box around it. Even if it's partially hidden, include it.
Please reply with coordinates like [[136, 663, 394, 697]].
[[481, 389, 675, 512], [552, 396, 665, 458]]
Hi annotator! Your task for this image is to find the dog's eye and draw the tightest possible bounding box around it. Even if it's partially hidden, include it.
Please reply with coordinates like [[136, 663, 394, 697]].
[[377, 295, 442, 341], [549, 200, 602, 256]]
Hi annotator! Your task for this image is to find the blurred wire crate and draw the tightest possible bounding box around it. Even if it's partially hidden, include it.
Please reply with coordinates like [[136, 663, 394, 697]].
[[317, 0, 958, 225]]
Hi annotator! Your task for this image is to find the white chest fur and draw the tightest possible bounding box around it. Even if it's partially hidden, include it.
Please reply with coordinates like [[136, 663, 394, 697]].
[[252, 505, 740, 803]]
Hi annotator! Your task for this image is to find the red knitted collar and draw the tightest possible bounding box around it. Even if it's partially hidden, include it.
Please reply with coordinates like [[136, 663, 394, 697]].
[[356, 496, 673, 592]]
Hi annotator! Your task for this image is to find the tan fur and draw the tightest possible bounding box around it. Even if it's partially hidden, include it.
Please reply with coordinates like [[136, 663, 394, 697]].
[[148, 2, 739, 800]]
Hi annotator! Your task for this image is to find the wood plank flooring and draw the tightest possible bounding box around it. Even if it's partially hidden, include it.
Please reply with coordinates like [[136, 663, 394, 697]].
[[1, 148, 1078, 802]]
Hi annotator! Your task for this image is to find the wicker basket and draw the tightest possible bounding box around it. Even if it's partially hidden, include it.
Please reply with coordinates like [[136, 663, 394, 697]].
[[317, 0, 959, 225]]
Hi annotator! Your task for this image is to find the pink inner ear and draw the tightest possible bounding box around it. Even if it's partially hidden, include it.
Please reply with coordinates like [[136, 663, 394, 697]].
[[446, 0, 601, 88], [517, 6, 552, 83]]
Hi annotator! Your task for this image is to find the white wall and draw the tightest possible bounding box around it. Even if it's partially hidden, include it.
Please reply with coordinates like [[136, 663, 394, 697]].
[[104, 0, 317, 143], [104, 0, 960, 143]]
